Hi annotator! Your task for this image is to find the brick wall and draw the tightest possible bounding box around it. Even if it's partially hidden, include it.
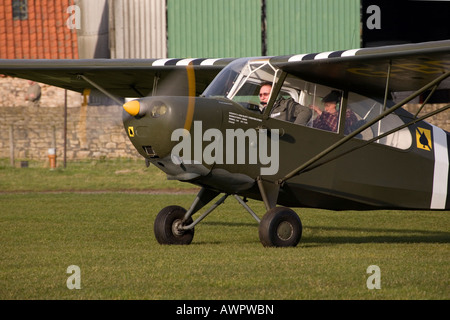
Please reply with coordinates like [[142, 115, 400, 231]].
[[0, 103, 141, 163], [0, 76, 81, 107], [404, 104, 450, 132], [0, 77, 140, 164]]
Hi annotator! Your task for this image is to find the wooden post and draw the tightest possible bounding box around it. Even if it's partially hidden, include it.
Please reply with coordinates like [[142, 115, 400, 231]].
[[64, 89, 67, 168], [9, 125, 14, 167]]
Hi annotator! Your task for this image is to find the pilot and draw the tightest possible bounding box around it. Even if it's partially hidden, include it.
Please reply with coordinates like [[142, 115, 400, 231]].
[[309, 90, 357, 134], [258, 83, 272, 113], [258, 83, 312, 125]]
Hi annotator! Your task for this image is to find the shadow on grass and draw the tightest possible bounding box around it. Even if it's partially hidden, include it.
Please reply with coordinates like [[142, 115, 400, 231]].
[[301, 225, 450, 244], [199, 222, 450, 245], [202, 221, 257, 228]]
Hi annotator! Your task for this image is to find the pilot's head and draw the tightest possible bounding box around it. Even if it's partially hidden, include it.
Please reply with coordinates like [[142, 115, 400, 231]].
[[259, 83, 272, 107]]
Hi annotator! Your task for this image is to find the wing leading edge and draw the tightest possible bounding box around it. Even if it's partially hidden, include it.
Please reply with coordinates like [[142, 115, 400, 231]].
[[0, 58, 234, 98], [270, 40, 450, 95], [1, 40, 450, 98]]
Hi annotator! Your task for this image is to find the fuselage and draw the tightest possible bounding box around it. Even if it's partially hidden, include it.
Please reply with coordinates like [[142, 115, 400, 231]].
[[123, 94, 449, 211]]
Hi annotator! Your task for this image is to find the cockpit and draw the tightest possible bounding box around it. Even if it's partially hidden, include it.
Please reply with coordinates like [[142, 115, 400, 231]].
[[203, 58, 279, 107], [203, 57, 413, 150]]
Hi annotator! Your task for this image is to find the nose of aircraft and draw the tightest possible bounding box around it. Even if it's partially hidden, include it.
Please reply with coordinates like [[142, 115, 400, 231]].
[[122, 96, 178, 159], [123, 97, 170, 119], [122, 95, 223, 164], [123, 99, 141, 116]]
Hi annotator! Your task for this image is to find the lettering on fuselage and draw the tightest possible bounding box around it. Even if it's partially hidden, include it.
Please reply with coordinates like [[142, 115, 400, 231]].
[[171, 121, 279, 175]]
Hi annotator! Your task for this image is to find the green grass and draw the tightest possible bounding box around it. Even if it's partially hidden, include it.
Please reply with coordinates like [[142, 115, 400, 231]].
[[0, 158, 194, 192], [0, 159, 449, 300]]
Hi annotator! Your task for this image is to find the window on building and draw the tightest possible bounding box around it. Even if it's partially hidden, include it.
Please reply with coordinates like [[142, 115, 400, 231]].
[[12, 0, 28, 21]]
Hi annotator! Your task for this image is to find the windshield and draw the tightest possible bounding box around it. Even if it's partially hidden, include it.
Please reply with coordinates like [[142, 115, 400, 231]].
[[203, 58, 248, 98], [203, 58, 280, 109]]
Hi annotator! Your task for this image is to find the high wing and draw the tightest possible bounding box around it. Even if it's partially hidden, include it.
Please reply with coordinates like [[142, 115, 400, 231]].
[[269, 40, 450, 96], [1, 40, 450, 99], [0, 58, 234, 98]]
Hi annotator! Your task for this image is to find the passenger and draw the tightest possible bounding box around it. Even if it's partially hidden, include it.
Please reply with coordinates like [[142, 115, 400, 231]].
[[309, 90, 357, 134], [258, 83, 312, 125]]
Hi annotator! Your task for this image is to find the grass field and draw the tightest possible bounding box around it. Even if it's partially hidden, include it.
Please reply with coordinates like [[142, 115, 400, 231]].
[[0, 159, 449, 300]]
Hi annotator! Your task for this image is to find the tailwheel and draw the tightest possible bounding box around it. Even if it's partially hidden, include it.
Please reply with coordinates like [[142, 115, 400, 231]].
[[258, 207, 302, 247], [154, 205, 194, 245]]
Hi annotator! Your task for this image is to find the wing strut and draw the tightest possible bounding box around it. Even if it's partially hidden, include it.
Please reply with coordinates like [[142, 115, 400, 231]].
[[78, 74, 124, 105], [303, 103, 449, 173], [382, 62, 392, 111], [278, 69, 450, 185], [414, 84, 438, 118], [257, 177, 280, 210]]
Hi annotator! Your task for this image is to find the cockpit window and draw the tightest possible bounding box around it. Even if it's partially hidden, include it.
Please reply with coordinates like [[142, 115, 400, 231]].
[[226, 59, 279, 100], [202, 58, 248, 98], [202, 58, 281, 111], [346, 92, 412, 149]]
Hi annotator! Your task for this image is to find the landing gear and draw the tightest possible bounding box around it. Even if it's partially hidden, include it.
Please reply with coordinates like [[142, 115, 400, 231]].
[[154, 188, 226, 245], [258, 207, 302, 247], [153, 187, 302, 247], [154, 205, 194, 245]]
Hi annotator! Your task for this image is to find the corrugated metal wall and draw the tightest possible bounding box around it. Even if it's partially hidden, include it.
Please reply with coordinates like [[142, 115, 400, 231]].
[[266, 0, 360, 55], [109, 0, 166, 59], [78, 0, 110, 58], [167, 0, 261, 58], [107, 0, 360, 59]]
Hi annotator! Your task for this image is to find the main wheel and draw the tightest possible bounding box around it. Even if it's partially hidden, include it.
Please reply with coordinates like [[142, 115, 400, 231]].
[[154, 205, 194, 245], [258, 207, 302, 247]]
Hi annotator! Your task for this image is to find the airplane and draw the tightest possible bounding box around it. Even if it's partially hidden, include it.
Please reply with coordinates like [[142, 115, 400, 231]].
[[1, 40, 449, 247]]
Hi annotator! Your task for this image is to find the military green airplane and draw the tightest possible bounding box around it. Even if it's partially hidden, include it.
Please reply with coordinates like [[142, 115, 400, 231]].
[[1, 40, 449, 247]]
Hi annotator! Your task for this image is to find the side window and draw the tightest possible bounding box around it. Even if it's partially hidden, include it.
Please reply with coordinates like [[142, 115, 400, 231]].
[[267, 75, 312, 126], [306, 85, 344, 133], [346, 92, 412, 149], [269, 73, 344, 131]]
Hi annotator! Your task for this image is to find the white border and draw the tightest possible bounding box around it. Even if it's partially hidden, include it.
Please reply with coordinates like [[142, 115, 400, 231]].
[[430, 126, 449, 209]]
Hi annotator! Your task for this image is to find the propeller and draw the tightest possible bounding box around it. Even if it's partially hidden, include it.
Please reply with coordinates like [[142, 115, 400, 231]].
[[123, 62, 197, 131], [151, 65, 196, 97]]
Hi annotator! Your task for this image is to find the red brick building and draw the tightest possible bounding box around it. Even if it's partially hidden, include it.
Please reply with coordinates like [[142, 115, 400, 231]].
[[0, 0, 78, 59]]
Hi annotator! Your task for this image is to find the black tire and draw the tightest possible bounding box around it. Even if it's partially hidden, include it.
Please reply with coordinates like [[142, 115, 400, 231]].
[[258, 207, 302, 247], [154, 205, 194, 245]]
